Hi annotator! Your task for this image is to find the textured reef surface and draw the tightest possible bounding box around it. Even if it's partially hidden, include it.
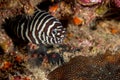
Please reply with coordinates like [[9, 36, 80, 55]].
[[0, 0, 120, 80], [48, 52, 120, 80]]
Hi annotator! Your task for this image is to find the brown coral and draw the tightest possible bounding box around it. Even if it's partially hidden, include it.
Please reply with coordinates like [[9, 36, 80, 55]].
[[48, 52, 120, 80]]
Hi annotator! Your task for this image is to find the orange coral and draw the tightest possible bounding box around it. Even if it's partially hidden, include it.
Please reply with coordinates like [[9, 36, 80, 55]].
[[49, 4, 59, 12], [2, 61, 12, 69], [110, 28, 118, 34], [22, 77, 31, 80], [72, 16, 83, 26], [15, 55, 23, 62]]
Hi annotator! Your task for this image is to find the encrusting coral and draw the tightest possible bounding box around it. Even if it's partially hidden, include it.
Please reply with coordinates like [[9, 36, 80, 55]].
[[48, 52, 120, 80]]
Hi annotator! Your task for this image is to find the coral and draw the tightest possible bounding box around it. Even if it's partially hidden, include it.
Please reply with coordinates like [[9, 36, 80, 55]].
[[77, 0, 103, 6], [48, 52, 120, 80], [0, 0, 120, 80], [0, 52, 31, 80], [49, 4, 59, 13], [0, 0, 42, 26], [111, 0, 120, 8], [72, 16, 83, 26], [0, 31, 13, 53]]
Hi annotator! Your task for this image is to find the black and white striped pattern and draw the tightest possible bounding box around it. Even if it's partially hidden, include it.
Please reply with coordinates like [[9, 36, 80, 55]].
[[13, 9, 66, 45]]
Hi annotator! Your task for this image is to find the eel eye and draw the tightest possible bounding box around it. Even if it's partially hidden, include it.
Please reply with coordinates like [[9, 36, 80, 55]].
[[52, 29, 57, 35]]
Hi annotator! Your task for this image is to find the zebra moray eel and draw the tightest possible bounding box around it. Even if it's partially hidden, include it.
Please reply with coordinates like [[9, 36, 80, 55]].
[[9, 9, 66, 45]]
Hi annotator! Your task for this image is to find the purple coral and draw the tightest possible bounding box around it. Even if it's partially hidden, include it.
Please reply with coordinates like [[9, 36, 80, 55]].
[[113, 0, 120, 8], [80, 0, 102, 3], [78, 0, 103, 6], [80, 0, 90, 3]]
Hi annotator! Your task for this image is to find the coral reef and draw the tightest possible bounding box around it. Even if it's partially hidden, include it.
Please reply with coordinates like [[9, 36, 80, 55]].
[[0, 0, 120, 80]]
